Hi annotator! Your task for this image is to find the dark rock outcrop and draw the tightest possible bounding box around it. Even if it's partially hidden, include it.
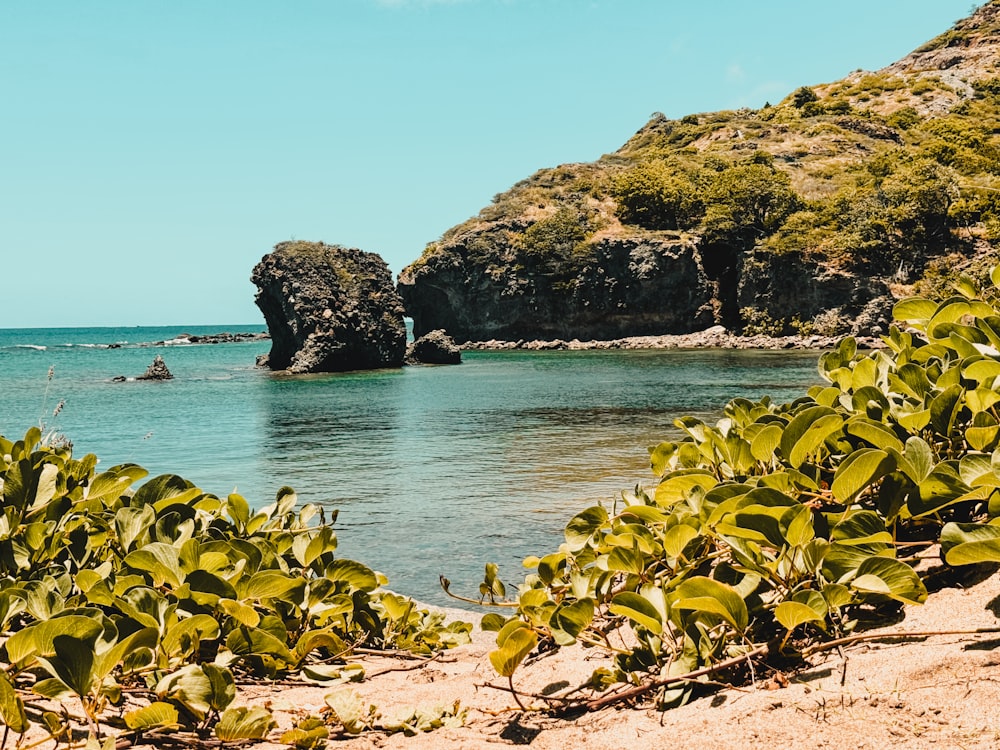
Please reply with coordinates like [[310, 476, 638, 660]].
[[251, 241, 406, 373], [406, 330, 462, 364], [398, 234, 716, 343], [738, 250, 894, 337], [138, 355, 173, 380]]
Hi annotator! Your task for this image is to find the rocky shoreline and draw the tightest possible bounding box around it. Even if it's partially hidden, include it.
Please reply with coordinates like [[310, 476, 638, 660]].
[[460, 325, 885, 351]]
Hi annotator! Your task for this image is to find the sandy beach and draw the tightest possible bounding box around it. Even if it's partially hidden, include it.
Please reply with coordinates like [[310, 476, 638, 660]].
[[110, 568, 1000, 749]]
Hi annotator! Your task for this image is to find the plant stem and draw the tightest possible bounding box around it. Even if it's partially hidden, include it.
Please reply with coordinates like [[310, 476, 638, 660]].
[[800, 626, 1000, 658], [580, 643, 769, 712]]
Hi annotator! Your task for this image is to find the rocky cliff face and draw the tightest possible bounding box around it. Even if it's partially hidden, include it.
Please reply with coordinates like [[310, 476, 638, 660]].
[[252, 242, 406, 372], [400, 2, 1000, 342], [400, 232, 718, 341]]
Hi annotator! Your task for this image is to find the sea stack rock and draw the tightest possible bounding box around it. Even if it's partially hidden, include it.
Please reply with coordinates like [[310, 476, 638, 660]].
[[138, 355, 173, 380], [406, 329, 462, 365], [251, 241, 407, 373]]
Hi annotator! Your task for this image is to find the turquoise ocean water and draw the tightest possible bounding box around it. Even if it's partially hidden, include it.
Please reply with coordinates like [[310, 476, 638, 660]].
[[0, 325, 822, 607]]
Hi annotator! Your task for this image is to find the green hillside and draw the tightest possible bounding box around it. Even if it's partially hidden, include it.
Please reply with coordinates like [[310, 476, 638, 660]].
[[400, 1, 1000, 342]]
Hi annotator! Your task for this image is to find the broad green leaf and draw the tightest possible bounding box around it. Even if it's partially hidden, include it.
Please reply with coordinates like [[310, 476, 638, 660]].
[[564, 506, 608, 550], [161, 614, 220, 660], [909, 461, 972, 518], [6, 615, 103, 666], [618, 504, 670, 524], [606, 545, 646, 576], [851, 557, 927, 605], [892, 297, 938, 324], [662, 524, 699, 558], [123, 542, 184, 588], [959, 453, 1000, 488], [325, 559, 377, 592], [301, 663, 365, 685], [226, 626, 294, 663], [774, 601, 824, 632], [610, 592, 663, 635], [967, 387, 1000, 414], [245, 570, 307, 602], [300, 526, 338, 567], [219, 598, 261, 628], [156, 663, 235, 721], [654, 471, 718, 508], [114, 505, 156, 553], [550, 598, 594, 645], [845, 417, 904, 454], [749, 423, 783, 463], [930, 385, 965, 436], [822, 583, 853, 610], [124, 702, 179, 731], [967, 411, 1000, 451], [831, 449, 895, 503], [37, 635, 96, 698], [480, 613, 508, 632], [674, 576, 748, 632], [0, 672, 28, 734], [215, 706, 276, 741], [25, 463, 59, 518], [781, 408, 842, 468], [829, 510, 893, 547], [720, 504, 792, 548], [293, 628, 349, 664], [895, 363, 932, 399], [488, 622, 537, 677], [649, 441, 678, 475], [95, 627, 158, 680], [784, 505, 815, 548], [899, 436, 935, 484], [897, 408, 931, 431], [941, 522, 1000, 565], [227, 493, 250, 528]]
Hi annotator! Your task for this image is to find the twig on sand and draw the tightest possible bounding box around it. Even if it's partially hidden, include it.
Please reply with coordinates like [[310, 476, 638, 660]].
[[579, 644, 770, 712], [799, 627, 1000, 659], [366, 651, 452, 677]]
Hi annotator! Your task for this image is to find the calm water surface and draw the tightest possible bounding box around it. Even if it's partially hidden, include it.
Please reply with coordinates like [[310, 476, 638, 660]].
[[0, 326, 821, 606]]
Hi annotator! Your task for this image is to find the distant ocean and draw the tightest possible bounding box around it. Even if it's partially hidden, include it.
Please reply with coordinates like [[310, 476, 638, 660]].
[[0, 325, 821, 607]]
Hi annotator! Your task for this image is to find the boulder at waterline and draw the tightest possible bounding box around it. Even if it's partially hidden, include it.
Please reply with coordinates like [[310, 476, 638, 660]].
[[251, 241, 407, 373], [114, 354, 173, 382], [406, 329, 462, 365]]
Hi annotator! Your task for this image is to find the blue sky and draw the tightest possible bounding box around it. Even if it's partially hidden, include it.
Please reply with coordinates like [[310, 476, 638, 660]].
[[1, 0, 977, 327]]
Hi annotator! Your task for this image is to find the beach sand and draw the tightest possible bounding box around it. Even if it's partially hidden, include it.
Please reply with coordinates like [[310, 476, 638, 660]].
[[196, 570, 1000, 750]]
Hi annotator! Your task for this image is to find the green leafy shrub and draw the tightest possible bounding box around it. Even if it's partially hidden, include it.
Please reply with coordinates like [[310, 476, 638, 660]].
[[887, 106, 921, 130], [800, 101, 825, 118], [0, 432, 471, 742], [611, 161, 704, 230], [468, 271, 1000, 711], [792, 86, 818, 108], [739, 307, 787, 336], [520, 206, 589, 258], [702, 162, 800, 247]]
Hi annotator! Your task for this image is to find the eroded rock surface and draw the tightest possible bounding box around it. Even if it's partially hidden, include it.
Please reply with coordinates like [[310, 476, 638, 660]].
[[251, 242, 406, 373], [406, 329, 462, 364], [137, 355, 173, 381]]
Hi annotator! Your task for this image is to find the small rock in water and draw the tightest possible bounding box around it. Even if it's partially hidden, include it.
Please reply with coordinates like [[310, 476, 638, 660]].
[[137, 355, 173, 381], [406, 329, 462, 365]]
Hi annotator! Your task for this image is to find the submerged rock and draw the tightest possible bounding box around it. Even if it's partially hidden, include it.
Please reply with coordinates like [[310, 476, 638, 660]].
[[406, 329, 462, 365], [251, 241, 407, 373], [137, 355, 173, 381]]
